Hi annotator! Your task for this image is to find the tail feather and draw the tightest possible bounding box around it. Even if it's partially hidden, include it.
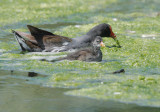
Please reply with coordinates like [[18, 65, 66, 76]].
[[12, 30, 32, 51], [15, 31, 37, 44], [27, 25, 54, 50], [27, 25, 54, 36]]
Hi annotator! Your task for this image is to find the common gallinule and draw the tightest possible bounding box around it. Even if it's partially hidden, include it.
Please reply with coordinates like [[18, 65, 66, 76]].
[[41, 36, 104, 62], [12, 23, 119, 52]]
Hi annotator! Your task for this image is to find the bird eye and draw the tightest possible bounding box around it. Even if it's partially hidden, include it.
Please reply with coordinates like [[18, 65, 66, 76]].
[[96, 40, 100, 43]]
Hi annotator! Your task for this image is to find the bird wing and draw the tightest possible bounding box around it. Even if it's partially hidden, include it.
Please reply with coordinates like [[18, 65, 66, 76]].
[[27, 25, 72, 50], [66, 49, 91, 60]]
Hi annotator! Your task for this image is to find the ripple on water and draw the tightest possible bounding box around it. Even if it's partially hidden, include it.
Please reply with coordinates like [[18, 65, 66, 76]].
[[141, 34, 157, 39]]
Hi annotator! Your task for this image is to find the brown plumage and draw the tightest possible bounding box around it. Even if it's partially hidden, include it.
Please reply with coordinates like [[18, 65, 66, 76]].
[[12, 30, 42, 52], [27, 25, 72, 50]]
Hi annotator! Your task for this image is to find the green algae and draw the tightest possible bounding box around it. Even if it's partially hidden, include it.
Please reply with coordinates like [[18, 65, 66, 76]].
[[0, 0, 160, 108], [0, 0, 116, 27], [66, 75, 160, 107]]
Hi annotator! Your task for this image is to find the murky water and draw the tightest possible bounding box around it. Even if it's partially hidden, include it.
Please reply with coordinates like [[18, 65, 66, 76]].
[[0, 70, 159, 112]]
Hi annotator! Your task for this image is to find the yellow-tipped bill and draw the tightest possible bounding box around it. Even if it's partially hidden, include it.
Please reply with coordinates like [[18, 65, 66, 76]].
[[100, 41, 105, 47]]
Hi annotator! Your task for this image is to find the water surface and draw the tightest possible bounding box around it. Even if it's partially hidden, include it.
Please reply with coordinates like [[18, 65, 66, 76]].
[[0, 70, 159, 112]]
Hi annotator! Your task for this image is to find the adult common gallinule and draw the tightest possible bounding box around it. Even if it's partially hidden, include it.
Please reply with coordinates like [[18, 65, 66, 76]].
[[41, 36, 104, 62], [12, 23, 119, 52]]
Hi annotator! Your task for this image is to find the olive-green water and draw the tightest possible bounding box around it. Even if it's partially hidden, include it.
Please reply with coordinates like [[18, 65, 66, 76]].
[[0, 70, 159, 112], [0, 0, 160, 111]]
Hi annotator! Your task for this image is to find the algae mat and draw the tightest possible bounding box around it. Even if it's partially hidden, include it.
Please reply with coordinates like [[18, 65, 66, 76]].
[[0, 0, 160, 107]]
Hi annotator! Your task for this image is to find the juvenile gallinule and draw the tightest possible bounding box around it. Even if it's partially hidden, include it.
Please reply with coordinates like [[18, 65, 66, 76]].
[[12, 23, 119, 52], [41, 36, 104, 62]]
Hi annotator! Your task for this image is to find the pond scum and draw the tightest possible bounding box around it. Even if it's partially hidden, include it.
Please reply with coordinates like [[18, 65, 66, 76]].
[[0, 0, 160, 107]]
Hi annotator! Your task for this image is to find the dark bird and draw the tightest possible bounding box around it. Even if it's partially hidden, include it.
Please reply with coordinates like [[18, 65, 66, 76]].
[[112, 69, 125, 74], [12, 23, 120, 52], [41, 36, 104, 62]]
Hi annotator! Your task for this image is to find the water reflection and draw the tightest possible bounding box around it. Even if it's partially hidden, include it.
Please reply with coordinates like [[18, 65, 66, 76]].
[[10, 70, 46, 77], [28, 72, 38, 77]]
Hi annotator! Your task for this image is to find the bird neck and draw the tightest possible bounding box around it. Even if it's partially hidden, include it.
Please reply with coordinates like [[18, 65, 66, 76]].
[[87, 31, 100, 37], [92, 46, 101, 54]]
